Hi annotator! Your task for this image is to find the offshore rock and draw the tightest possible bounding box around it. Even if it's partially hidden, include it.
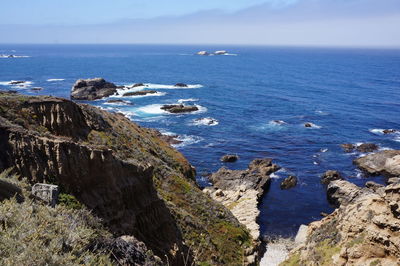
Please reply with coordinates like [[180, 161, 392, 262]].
[[71, 78, 117, 100], [321, 170, 343, 185], [220, 154, 239, 163], [123, 90, 157, 97], [161, 104, 198, 113], [280, 175, 297, 190]]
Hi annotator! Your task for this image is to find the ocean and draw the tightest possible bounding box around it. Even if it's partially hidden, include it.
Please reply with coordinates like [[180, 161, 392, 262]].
[[1, 44, 400, 237]]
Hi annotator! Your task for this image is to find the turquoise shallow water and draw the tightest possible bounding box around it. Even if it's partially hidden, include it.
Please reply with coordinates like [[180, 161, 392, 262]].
[[1, 44, 400, 237]]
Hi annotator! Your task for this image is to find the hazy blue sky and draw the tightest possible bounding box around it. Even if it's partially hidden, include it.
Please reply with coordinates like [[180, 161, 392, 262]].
[[1, 0, 399, 47]]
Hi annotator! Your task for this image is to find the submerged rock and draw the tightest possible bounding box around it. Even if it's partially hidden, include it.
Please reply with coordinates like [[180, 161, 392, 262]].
[[71, 78, 117, 100], [383, 129, 398, 134], [304, 122, 313, 128], [280, 175, 297, 190], [220, 154, 239, 163], [123, 90, 157, 97], [341, 143, 356, 152], [9, 80, 26, 85], [321, 170, 343, 185], [131, 83, 145, 88], [161, 104, 198, 113], [174, 83, 188, 87], [31, 87, 43, 91], [354, 150, 400, 176]]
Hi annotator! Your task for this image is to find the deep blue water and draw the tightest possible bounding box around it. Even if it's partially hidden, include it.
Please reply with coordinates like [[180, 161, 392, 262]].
[[1, 44, 400, 237]]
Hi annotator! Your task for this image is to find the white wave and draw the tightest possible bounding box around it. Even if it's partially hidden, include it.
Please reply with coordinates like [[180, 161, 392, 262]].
[[369, 128, 385, 135], [144, 83, 203, 89], [315, 110, 329, 115], [260, 242, 290, 266], [269, 120, 287, 126], [172, 135, 204, 148], [0, 55, 30, 58], [136, 104, 168, 115], [320, 148, 328, 153], [178, 98, 199, 103], [313, 161, 319, 165], [47, 78, 65, 82], [117, 110, 137, 118], [224, 53, 238, 56], [116, 91, 166, 99], [191, 117, 219, 126], [103, 100, 132, 106], [304, 122, 321, 129], [270, 173, 281, 179]]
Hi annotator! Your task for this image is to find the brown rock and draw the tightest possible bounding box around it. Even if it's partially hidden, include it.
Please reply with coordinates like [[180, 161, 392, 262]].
[[71, 78, 117, 100], [356, 143, 379, 153], [354, 150, 400, 176], [321, 170, 343, 185], [280, 175, 297, 190], [220, 154, 239, 163], [161, 104, 198, 113], [341, 143, 356, 152], [123, 90, 157, 97]]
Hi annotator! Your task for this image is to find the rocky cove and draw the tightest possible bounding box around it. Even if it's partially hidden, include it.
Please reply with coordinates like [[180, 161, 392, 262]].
[[1, 45, 400, 266]]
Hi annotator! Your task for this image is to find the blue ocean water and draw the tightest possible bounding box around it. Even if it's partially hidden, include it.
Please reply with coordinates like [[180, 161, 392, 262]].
[[1, 44, 400, 237]]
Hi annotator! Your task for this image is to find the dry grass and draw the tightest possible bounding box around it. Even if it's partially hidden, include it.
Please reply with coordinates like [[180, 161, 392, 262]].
[[0, 171, 114, 265]]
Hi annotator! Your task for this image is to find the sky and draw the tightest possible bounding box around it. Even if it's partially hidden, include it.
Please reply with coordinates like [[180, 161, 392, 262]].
[[0, 0, 399, 47]]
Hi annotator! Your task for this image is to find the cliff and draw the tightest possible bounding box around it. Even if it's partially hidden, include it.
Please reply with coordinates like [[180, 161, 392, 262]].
[[281, 179, 400, 266], [0, 92, 254, 265]]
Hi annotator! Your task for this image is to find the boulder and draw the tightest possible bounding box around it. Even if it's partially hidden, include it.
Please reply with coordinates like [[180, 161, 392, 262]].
[[161, 104, 198, 114], [220, 154, 239, 163], [304, 123, 313, 128], [280, 176, 298, 190], [123, 90, 157, 97], [354, 150, 400, 176], [9, 81, 25, 85], [365, 181, 384, 191], [71, 78, 117, 100], [131, 83, 145, 88], [175, 83, 188, 87], [383, 129, 398, 134], [321, 170, 343, 184], [356, 143, 379, 153], [341, 143, 356, 152]]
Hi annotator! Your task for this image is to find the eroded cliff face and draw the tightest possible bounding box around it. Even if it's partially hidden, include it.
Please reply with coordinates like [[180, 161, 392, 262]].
[[0, 92, 253, 265], [282, 180, 400, 266]]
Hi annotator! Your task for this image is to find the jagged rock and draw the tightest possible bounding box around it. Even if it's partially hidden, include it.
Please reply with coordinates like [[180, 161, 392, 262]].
[[151, 130, 183, 145], [388, 177, 400, 185], [341, 143, 355, 152], [131, 83, 145, 88], [354, 150, 400, 176], [321, 170, 343, 184], [220, 154, 239, 163], [123, 90, 157, 97], [282, 181, 400, 266], [204, 158, 280, 240], [365, 181, 384, 191], [383, 129, 398, 134], [31, 183, 59, 207], [71, 78, 117, 100], [161, 104, 198, 113], [356, 143, 379, 153], [9, 80, 25, 85], [327, 180, 368, 207], [280, 176, 297, 190], [174, 83, 188, 87]]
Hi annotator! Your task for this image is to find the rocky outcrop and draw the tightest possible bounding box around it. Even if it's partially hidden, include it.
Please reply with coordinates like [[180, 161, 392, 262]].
[[204, 158, 280, 240], [354, 150, 400, 176], [383, 129, 398, 134], [280, 175, 297, 190], [220, 154, 239, 163], [282, 180, 400, 266], [356, 143, 379, 153], [321, 170, 343, 185], [0, 92, 253, 265], [123, 90, 157, 97], [174, 83, 188, 87], [161, 104, 198, 113], [71, 78, 117, 100]]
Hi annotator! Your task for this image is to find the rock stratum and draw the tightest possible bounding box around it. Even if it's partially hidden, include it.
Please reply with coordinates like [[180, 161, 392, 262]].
[[282, 178, 400, 266], [0, 92, 255, 265]]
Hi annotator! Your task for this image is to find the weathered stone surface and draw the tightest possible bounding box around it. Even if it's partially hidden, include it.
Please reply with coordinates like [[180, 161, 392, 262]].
[[280, 175, 297, 190], [327, 180, 370, 208], [341, 143, 356, 152], [220, 154, 239, 163], [32, 183, 59, 207], [356, 143, 379, 153], [0, 93, 253, 266], [71, 78, 117, 100], [321, 170, 343, 184], [282, 181, 400, 266], [123, 90, 157, 97], [204, 158, 280, 240], [354, 150, 400, 176], [161, 104, 198, 113]]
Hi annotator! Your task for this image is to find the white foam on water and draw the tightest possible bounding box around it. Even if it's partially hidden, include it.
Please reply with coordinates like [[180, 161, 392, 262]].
[[114, 91, 166, 99], [0, 80, 33, 87], [320, 148, 328, 153], [47, 78, 65, 82], [224, 53, 238, 56], [269, 120, 287, 126], [144, 83, 203, 89], [0, 55, 30, 58], [191, 117, 219, 126], [315, 110, 329, 115], [260, 243, 289, 266], [103, 100, 132, 106], [172, 135, 204, 148], [270, 173, 281, 179], [178, 98, 199, 103], [136, 104, 168, 115], [369, 128, 385, 135]]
